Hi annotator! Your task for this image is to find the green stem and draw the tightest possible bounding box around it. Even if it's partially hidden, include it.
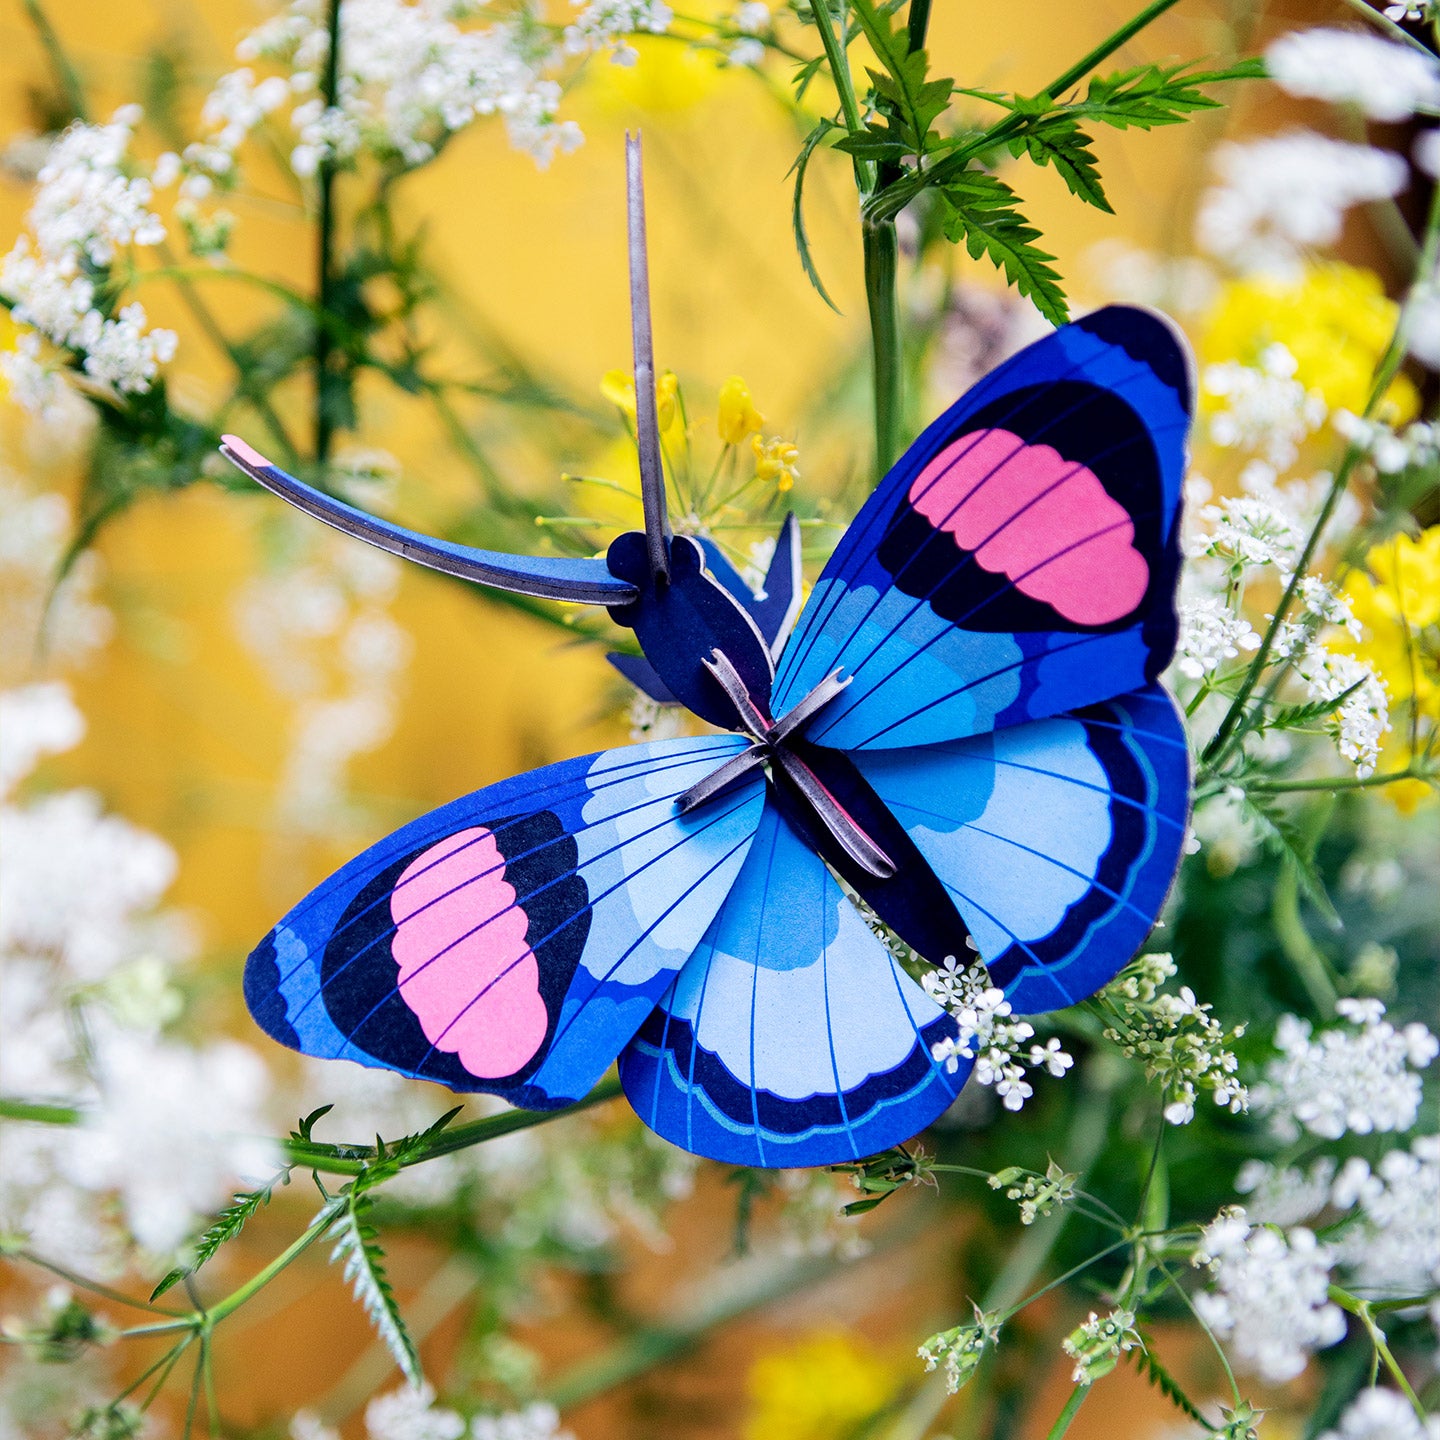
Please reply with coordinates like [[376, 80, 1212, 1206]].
[[1242, 764, 1431, 795], [1044, 1385, 1092, 1440], [22, 0, 88, 123], [314, 0, 343, 466], [205, 1201, 342, 1326], [0, 1096, 80, 1124], [1331, 1287, 1429, 1422], [281, 1074, 623, 1175], [1205, 175, 1440, 767], [864, 217, 903, 476]]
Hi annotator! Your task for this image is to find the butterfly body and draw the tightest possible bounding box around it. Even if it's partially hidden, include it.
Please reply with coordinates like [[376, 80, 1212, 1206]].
[[230, 305, 1194, 1167]]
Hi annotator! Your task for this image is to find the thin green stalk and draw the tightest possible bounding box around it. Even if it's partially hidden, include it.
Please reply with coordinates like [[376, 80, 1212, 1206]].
[[0, 1097, 81, 1124], [1205, 175, 1440, 767], [1044, 1384, 1092, 1440], [281, 1074, 623, 1175], [22, 0, 88, 123], [1331, 1287, 1429, 1421], [1243, 764, 1432, 795], [864, 217, 903, 475], [314, 0, 344, 466], [205, 1200, 342, 1326]]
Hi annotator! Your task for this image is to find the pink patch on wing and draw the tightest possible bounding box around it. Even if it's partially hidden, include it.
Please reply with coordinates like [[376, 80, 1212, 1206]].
[[389, 827, 548, 1079], [908, 427, 1149, 625]]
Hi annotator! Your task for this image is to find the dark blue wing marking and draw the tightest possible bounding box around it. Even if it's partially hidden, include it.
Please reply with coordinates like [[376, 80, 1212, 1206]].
[[618, 804, 969, 1166], [851, 684, 1190, 1012], [771, 308, 1191, 749], [244, 735, 765, 1108]]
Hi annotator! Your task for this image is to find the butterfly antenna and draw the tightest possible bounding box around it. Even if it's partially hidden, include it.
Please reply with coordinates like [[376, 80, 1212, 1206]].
[[627, 131, 671, 586]]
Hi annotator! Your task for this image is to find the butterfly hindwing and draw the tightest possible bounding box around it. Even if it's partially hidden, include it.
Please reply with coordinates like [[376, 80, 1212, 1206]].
[[772, 307, 1191, 750], [618, 804, 971, 1166], [850, 684, 1190, 1013], [245, 735, 766, 1108]]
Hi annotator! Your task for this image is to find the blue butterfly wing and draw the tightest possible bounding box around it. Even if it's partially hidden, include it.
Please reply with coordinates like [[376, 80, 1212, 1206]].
[[245, 735, 765, 1108], [850, 685, 1189, 1013], [772, 307, 1191, 750], [618, 804, 970, 1166]]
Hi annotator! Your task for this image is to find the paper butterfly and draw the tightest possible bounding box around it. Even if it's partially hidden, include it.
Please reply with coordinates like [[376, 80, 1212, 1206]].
[[222, 142, 1191, 1169]]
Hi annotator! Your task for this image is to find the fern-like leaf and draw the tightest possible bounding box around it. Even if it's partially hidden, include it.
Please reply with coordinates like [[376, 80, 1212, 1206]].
[[330, 1194, 421, 1386], [1126, 1341, 1210, 1426], [1010, 115, 1110, 212], [151, 1174, 286, 1301], [939, 171, 1068, 324]]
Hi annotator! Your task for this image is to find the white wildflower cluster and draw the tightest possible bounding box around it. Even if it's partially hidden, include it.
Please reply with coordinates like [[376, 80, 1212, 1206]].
[[1191, 489, 1305, 574], [1, 107, 177, 406], [1253, 998, 1437, 1141], [185, 0, 676, 186], [1203, 344, 1327, 468], [1060, 1307, 1140, 1384], [234, 516, 411, 834], [1267, 28, 1440, 122], [726, 1, 772, 66], [1233, 1157, 1337, 1226], [1329, 1134, 1440, 1297], [1191, 1206, 1345, 1382], [1405, 282, 1440, 370], [564, 0, 674, 66], [1318, 1387, 1440, 1440], [1333, 410, 1440, 474], [924, 955, 1074, 1112], [331, 1382, 574, 1440], [1174, 595, 1261, 680], [1102, 954, 1247, 1125], [1290, 643, 1389, 777], [0, 678, 279, 1261], [1196, 133, 1406, 275], [0, 477, 112, 673], [987, 1160, 1077, 1226], [917, 1307, 1003, 1394]]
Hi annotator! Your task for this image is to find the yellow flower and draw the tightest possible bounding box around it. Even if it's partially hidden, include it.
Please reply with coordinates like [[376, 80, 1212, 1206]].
[[1338, 526, 1440, 808], [718, 375, 765, 445], [744, 1331, 902, 1440], [1199, 263, 1419, 423], [600, 367, 680, 433], [752, 434, 799, 492]]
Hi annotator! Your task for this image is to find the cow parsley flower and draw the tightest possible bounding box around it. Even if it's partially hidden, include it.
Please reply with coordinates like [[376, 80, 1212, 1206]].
[[1329, 1134, 1440, 1296], [1253, 1000, 1437, 1141], [1233, 1157, 1335, 1226], [565, 0, 674, 65], [1317, 1387, 1440, 1440], [1197, 133, 1407, 274], [924, 957, 1073, 1111], [1174, 596, 1261, 679], [1267, 28, 1440, 122], [1, 109, 177, 400], [1192, 1207, 1345, 1382], [364, 1380, 465, 1440], [1290, 645, 1389, 777], [0, 684, 85, 799], [1102, 954, 1247, 1124], [471, 1402, 575, 1440], [1203, 343, 1328, 469], [1061, 1308, 1140, 1384], [918, 1307, 1003, 1394]]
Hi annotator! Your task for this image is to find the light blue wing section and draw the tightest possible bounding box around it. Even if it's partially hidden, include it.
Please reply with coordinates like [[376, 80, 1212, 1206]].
[[851, 685, 1189, 1012], [618, 805, 969, 1166]]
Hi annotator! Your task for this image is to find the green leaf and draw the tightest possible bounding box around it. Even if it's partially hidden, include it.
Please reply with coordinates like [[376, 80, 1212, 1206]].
[[849, 0, 954, 159], [1072, 57, 1265, 132], [789, 119, 844, 313], [1242, 793, 1342, 929], [330, 1193, 421, 1386], [151, 1174, 286, 1300], [938, 171, 1069, 325], [1010, 115, 1110, 213], [833, 131, 914, 161], [1126, 1341, 1209, 1426], [1261, 679, 1369, 731]]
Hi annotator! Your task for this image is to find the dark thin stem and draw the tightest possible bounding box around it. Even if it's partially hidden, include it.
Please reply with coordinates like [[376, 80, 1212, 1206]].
[[22, 0, 88, 123], [906, 0, 933, 55], [314, 0, 343, 466]]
